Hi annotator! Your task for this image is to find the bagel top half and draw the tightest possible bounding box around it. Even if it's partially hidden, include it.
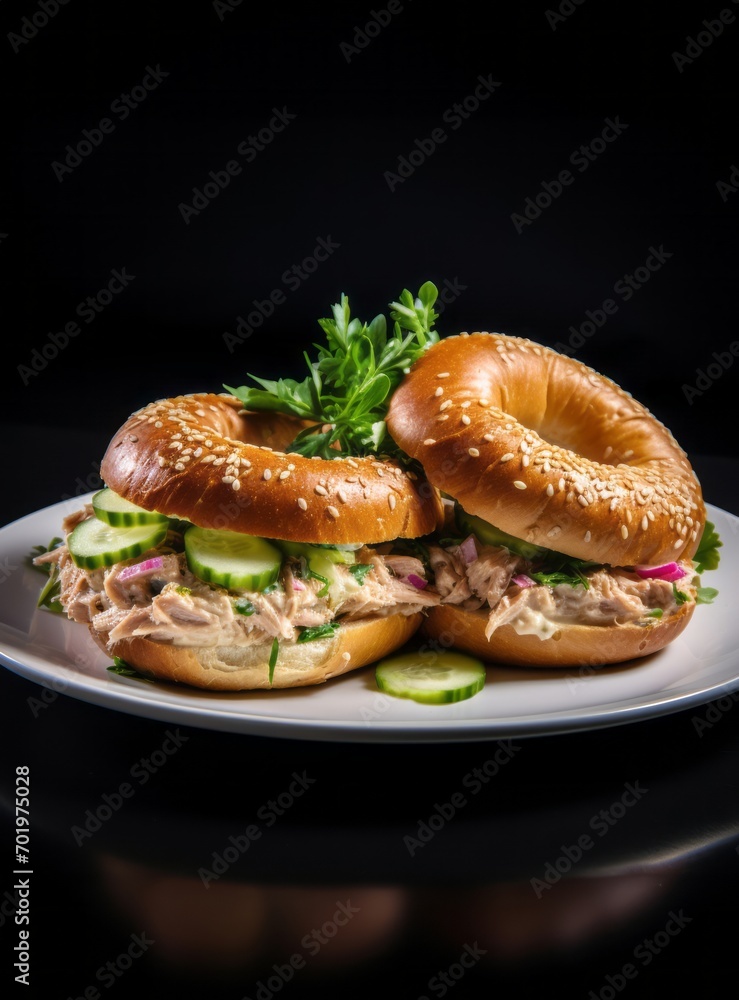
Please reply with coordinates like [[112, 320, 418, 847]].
[[100, 393, 444, 545], [386, 332, 705, 567]]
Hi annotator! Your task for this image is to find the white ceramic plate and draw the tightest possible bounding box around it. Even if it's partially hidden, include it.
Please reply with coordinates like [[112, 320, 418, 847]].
[[0, 494, 737, 743]]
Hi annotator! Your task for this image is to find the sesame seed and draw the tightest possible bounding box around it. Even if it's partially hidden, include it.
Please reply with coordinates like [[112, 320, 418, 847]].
[[439, 400, 452, 411], [434, 387, 444, 397], [478, 399, 489, 406], [461, 415, 471, 425], [673, 539, 682, 549], [621, 525, 629, 539], [578, 495, 589, 506], [500, 453, 514, 463], [342, 651, 351, 660], [314, 485, 328, 496], [522, 455, 530, 467], [584, 530, 591, 543], [213, 457, 225, 466], [346, 476, 359, 483], [610, 498, 618, 511], [437, 414, 450, 421], [437, 372, 450, 378], [338, 489, 348, 503], [201, 454, 215, 464], [388, 494, 396, 510], [327, 505, 340, 519], [647, 510, 655, 521], [376, 467, 385, 477], [483, 433, 495, 442], [423, 438, 436, 446], [347, 459, 358, 468], [297, 497, 308, 510], [279, 470, 290, 480], [193, 447, 203, 458], [174, 462, 185, 471], [287, 463, 295, 471], [154, 421, 163, 429], [222, 475, 235, 484], [513, 481, 527, 490], [641, 516, 648, 531], [263, 469, 272, 480], [232, 479, 241, 491], [546, 483, 554, 496], [461, 401, 471, 408], [468, 447, 480, 457], [260, 446, 273, 452]]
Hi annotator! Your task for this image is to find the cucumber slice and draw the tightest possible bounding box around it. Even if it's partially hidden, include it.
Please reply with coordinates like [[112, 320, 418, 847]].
[[375, 651, 486, 705], [278, 540, 356, 566], [68, 517, 168, 569], [455, 505, 547, 561], [185, 527, 282, 591], [92, 488, 167, 527]]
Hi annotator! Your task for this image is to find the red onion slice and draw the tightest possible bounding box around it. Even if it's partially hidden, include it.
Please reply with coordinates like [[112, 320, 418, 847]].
[[118, 556, 165, 582], [406, 573, 428, 590], [634, 562, 686, 583], [291, 578, 306, 591], [459, 535, 478, 565], [512, 573, 535, 589]]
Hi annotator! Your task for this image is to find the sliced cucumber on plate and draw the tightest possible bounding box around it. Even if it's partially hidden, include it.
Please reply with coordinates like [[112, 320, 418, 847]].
[[375, 651, 486, 705]]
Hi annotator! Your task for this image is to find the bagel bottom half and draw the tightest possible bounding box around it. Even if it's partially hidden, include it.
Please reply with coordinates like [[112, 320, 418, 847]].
[[420, 603, 696, 669], [91, 612, 423, 691]]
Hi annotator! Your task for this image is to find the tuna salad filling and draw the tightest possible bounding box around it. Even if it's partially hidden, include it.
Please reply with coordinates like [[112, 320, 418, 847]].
[[427, 533, 699, 640], [35, 505, 441, 649]]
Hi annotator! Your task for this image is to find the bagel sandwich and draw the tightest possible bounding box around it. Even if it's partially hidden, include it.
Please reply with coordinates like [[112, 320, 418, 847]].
[[34, 394, 445, 691], [386, 331, 721, 668]]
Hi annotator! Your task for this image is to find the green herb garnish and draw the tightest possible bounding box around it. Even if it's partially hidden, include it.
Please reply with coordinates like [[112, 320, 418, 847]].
[[233, 598, 256, 616], [672, 583, 690, 605], [529, 557, 598, 590], [645, 609, 663, 618], [268, 638, 279, 684], [107, 657, 154, 683], [693, 521, 722, 575], [696, 586, 718, 605], [28, 538, 65, 613], [297, 621, 341, 643], [225, 281, 440, 459], [347, 564, 374, 585], [306, 566, 330, 598]]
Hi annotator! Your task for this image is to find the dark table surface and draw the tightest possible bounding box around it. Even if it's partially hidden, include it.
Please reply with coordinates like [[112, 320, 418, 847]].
[[0, 424, 737, 999]]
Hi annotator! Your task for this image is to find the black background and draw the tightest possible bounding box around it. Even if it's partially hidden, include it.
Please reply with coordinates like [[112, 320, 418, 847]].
[[2, 2, 739, 999], [3, 0, 739, 526]]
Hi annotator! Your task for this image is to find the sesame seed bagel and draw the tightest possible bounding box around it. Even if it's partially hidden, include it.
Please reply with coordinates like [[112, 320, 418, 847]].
[[421, 601, 696, 669], [91, 612, 423, 691], [100, 392, 443, 544], [386, 333, 705, 567]]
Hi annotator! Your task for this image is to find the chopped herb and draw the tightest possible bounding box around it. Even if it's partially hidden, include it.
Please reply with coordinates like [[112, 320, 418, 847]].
[[348, 563, 374, 585], [233, 598, 256, 616], [268, 638, 279, 684], [306, 566, 331, 598], [28, 538, 65, 613], [672, 583, 690, 605], [645, 608, 663, 618], [696, 586, 718, 605], [107, 657, 154, 683], [297, 621, 341, 643], [693, 521, 722, 575], [262, 582, 283, 595], [175, 585, 192, 596], [225, 281, 441, 460]]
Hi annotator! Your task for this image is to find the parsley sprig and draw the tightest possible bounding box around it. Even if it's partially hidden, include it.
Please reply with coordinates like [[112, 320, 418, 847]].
[[225, 281, 440, 460]]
